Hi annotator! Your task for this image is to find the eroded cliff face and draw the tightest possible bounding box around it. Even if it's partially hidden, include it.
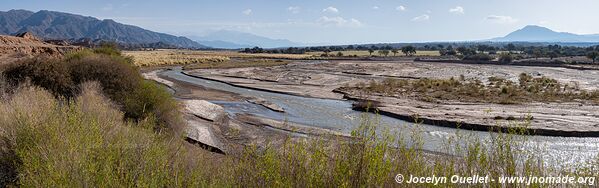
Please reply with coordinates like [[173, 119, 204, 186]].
[[0, 32, 82, 64]]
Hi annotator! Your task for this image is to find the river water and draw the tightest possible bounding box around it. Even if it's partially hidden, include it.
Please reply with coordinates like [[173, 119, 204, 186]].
[[161, 68, 599, 168]]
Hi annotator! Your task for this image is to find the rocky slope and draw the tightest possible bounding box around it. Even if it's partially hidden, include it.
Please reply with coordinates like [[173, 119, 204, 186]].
[[0, 32, 82, 64]]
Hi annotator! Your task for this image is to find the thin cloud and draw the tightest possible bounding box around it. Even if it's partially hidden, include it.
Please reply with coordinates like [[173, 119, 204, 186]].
[[242, 9, 252, 15], [372, 6, 379, 10], [486, 15, 518, 24], [449, 6, 464, 14], [317, 16, 362, 27], [411, 14, 430, 22], [396, 6, 406, 11], [322, 6, 339, 13], [287, 6, 300, 14]]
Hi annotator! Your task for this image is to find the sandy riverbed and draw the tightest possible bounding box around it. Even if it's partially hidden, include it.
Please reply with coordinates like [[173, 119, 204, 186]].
[[183, 60, 599, 136]]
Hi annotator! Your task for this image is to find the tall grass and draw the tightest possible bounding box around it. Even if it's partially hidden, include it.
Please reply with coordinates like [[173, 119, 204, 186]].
[[0, 84, 224, 187]]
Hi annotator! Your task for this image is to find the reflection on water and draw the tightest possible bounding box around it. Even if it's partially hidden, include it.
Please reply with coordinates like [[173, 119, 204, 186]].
[[162, 68, 599, 168]]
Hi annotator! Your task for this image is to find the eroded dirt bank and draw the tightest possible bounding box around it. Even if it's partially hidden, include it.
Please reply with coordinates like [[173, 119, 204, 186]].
[[183, 60, 599, 137]]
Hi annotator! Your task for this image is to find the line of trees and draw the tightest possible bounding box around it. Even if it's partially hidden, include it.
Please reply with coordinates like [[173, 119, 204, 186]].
[[436, 44, 599, 62], [240, 44, 599, 62]]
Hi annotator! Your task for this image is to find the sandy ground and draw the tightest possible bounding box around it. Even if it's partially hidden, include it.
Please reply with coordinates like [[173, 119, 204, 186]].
[[184, 60, 599, 136]]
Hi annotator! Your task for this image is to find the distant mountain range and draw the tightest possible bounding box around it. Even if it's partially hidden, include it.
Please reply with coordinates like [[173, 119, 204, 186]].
[[0, 9, 206, 48], [490, 25, 599, 42], [189, 30, 304, 49]]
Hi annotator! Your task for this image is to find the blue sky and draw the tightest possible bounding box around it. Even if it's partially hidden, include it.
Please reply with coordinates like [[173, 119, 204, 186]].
[[3, 0, 599, 44]]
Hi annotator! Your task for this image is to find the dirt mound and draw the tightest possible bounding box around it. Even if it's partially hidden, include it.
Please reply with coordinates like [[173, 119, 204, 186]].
[[14, 32, 40, 41], [0, 33, 82, 64]]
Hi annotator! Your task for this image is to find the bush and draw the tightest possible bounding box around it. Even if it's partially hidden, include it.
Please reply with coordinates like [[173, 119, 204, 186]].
[[498, 53, 513, 63], [463, 53, 492, 61], [68, 53, 141, 104], [3, 57, 75, 97], [2, 47, 180, 131], [124, 80, 181, 131]]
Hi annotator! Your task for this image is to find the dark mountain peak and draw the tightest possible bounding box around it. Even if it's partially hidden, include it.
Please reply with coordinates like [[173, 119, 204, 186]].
[[6, 9, 34, 14]]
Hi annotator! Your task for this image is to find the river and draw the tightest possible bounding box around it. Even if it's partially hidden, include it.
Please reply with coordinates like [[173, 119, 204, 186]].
[[161, 67, 599, 168]]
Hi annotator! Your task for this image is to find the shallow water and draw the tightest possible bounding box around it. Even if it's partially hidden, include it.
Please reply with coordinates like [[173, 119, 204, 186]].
[[161, 67, 599, 168]]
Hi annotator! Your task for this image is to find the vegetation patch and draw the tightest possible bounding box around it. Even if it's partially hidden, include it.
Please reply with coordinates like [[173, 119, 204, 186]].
[[351, 73, 599, 104]]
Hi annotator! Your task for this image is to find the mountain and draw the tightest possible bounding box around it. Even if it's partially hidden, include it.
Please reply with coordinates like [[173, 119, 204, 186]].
[[0, 9, 206, 48], [189, 30, 303, 49], [195, 40, 253, 49], [491, 25, 599, 42]]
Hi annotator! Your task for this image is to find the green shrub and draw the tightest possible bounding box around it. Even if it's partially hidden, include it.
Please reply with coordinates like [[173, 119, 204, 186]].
[[94, 42, 123, 56], [1, 47, 180, 131], [3, 57, 75, 97], [68, 53, 141, 104], [124, 80, 181, 131]]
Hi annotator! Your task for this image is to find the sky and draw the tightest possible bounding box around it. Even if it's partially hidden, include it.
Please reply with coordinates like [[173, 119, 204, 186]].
[[3, 0, 599, 44]]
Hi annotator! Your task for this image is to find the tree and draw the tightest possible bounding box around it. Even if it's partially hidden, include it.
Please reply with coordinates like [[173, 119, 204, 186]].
[[378, 50, 390, 57], [391, 49, 399, 56], [323, 49, 331, 56], [533, 49, 543, 59], [401, 46, 417, 56], [498, 53, 513, 63], [548, 50, 560, 60], [457, 47, 475, 56], [587, 51, 599, 63], [336, 51, 344, 57], [476, 44, 490, 53], [368, 49, 375, 56], [439, 49, 448, 56]]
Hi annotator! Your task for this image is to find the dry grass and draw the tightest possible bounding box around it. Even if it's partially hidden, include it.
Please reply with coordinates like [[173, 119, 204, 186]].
[[124, 50, 230, 66], [124, 50, 320, 67]]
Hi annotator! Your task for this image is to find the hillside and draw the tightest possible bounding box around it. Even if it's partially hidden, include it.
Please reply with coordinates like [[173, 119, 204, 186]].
[[491, 25, 599, 42], [0, 9, 206, 48]]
